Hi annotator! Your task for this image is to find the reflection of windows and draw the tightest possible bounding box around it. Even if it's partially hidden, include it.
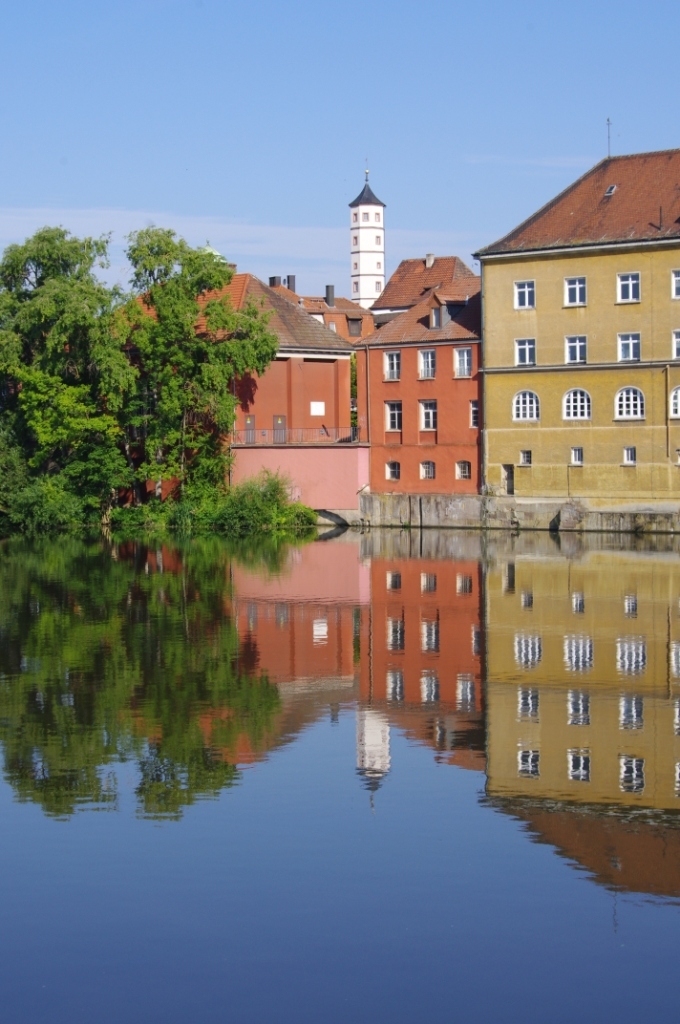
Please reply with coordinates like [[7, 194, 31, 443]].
[[672, 643, 680, 678], [568, 690, 590, 726], [420, 671, 439, 703], [616, 639, 646, 675], [386, 571, 401, 591], [624, 595, 637, 617], [456, 674, 475, 712], [387, 618, 405, 651], [456, 574, 473, 595], [521, 591, 533, 609], [572, 592, 585, 613], [568, 750, 591, 782], [313, 619, 328, 645], [518, 749, 540, 778], [247, 602, 258, 631], [675, 699, 680, 736], [675, 762, 680, 796], [503, 564, 516, 594], [515, 634, 542, 668], [564, 635, 593, 672], [386, 670, 404, 702], [518, 687, 539, 720], [275, 603, 289, 628], [421, 619, 440, 653], [421, 573, 437, 593], [619, 695, 644, 730], [620, 755, 644, 793], [472, 626, 481, 656]]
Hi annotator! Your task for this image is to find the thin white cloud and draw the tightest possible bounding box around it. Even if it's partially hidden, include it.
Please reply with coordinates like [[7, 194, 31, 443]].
[[0, 206, 484, 295]]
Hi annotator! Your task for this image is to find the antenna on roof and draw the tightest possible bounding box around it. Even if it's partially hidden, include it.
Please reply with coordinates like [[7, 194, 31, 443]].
[[365, 157, 369, 182], [606, 117, 612, 158]]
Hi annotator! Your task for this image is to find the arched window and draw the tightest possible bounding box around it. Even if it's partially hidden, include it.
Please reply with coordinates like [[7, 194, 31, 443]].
[[513, 391, 540, 421], [671, 387, 680, 418], [563, 389, 591, 419], [615, 387, 645, 419]]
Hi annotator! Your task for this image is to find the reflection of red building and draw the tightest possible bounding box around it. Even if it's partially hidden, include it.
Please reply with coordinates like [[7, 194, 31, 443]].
[[359, 556, 485, 771]]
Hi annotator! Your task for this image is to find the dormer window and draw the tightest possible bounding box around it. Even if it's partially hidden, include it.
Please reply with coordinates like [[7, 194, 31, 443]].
[[431, 307, 441, 329]]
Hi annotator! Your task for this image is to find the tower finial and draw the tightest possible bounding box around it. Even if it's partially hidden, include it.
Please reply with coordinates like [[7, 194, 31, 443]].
[[365, 158, 369, 182]]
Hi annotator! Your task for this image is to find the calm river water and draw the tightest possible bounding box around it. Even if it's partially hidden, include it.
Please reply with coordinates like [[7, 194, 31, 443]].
[[1, 528, 680, 1022]]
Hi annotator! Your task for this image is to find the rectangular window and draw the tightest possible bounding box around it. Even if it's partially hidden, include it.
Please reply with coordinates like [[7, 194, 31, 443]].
[[353, 281, 359, 293], [385, 401, 402, 431], [419, 349, 436, 379], [352, 212, 358, 223], [568, 690, 590, 726], [376, 261, 382, 270], [518, 749, 540, 778], [565, 277, 587, 306], [348, 318, 361, 337], [420, 400, 437, 430], [387, 617, 405, 651], [421, 573, 437, 593], [420, 460, 435, 480], [455, 347, 473, 377], [618, 333, 641, 361], [385, 461, 400, 480], [673, 330, 680, 359], [565, 335, 587, 363], [375, 213, 381, 223], [568, 750, 591, 782], [515, 338, 536, 366], [352, 235, 358, 246], [673, 270, 680, 299], [620, 755, 644, 793], [519, 450, 532, 466], [623, 446, 637, 465], [386, 571, 401, 591], [375, 235, 381, 244], [384, 351, 401, 380], [618, 272, 640, 302], [514, 281, 535, 309], [571, 446, 584, 466], [431, 307, 441, 329], [362, 212, 369, 222], [375, 281, 381, 292], [456, 461, 472, 480], [470, 400, 479, 427]]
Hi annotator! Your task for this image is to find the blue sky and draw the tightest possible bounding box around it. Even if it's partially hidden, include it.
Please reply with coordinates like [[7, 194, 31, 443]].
[[1, 0, 678, 294]]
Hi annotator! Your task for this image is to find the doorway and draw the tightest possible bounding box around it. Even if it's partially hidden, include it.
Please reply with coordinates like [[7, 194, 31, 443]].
[[273, 415, 287, 443], [501, 464, 515, 496], [245, 415, 255, 444]]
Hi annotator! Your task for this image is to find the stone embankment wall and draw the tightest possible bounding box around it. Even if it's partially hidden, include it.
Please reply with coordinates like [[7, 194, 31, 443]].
[[357, 492, 680, 534]]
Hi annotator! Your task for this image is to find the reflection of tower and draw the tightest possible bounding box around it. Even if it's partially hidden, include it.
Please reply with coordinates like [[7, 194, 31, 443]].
[[356, 708, 391, 791], [349, 172, 385, 309]]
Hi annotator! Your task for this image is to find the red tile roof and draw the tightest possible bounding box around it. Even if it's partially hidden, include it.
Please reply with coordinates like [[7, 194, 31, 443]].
[[477, 149, 680, 256], [372, 256, 476, 311], [363, 279, 481, 346]]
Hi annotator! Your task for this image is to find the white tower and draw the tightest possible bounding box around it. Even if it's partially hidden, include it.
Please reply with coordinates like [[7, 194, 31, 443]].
[[349, 172, 385, 309], [356, 708, 391, 791]]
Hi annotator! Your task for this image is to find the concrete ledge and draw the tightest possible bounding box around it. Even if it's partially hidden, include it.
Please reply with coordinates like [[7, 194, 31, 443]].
[[359, 492, 680, 534]]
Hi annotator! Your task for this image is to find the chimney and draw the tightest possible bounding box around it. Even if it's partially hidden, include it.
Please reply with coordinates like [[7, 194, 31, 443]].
[[286, 274, 296, 293], [325, 284, 335, 306], [269, 276, 281, 287], [425, 254, 435, 269]]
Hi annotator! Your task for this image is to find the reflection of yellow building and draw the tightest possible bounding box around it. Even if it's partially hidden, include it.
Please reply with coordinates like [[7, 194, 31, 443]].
[[477, 150, 680, 503], [485, 550, 680, 811]]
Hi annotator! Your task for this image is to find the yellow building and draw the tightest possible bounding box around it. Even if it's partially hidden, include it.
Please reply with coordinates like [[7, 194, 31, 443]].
[[484, 547, 680, 812], [476, 149, 680, 504]]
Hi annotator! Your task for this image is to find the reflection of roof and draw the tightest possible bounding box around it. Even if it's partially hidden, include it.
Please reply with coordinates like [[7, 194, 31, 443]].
[[364, 284, 481, 346], [349, 181, 385, 208], [477, 149, 680, 256], [374, 256, 476, 310], [196, 273, 353, 353], [493, 796, 680, 898]]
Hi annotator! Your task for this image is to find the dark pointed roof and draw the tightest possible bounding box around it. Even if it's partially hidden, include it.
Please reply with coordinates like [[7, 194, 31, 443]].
[[349, 178, 385, 208]]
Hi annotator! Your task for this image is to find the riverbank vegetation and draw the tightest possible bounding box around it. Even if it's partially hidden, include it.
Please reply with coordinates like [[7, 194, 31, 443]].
[[0, 226, 315, 537]]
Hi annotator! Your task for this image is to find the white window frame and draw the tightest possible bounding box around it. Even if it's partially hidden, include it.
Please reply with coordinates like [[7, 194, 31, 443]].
[[420, 400, 437, 431], [419, 349, 436, 379], [673, 270, 680, 300], [455, 347, 473, 377], [618, 333, 641, 362], [470, 400, 479, 428], [673, 330, 680, 359], [564, 277, 587, 306], [623, 446, 637, 466], [565, 335, 587, 364], [431, 307, 441, 329], [563, 389, 591, 420], [571, 447, 584, 465], [384, 351, 401, 381], [617, 272, 640, 303], [514, 280, 535, 310], [519, 450, 532, 466], [385, 461, 400, 481], [671, 387, 680, 418], [513, 391, 540, 421], [385, 401, 402, 431], [456, 461, 472, 480], [615, 387, 644, 420], [515, 338, 536, 366], [420, 460, 435, 480]]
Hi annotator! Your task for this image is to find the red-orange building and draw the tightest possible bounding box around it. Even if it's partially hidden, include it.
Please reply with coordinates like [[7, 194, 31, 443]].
[[269, 279, 375, 342], [356, 272, 483, 494]]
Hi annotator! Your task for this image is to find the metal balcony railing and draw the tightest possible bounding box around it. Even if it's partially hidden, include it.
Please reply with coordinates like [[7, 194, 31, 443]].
[[231, 426, 361, 445]]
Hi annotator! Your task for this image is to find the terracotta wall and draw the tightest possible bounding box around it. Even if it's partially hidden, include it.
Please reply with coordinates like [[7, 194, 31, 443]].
[[231, 444, 370, 512], [234, 355, 351, 433]]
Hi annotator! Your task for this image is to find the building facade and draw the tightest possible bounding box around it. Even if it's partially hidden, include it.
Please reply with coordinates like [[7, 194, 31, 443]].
[[349, 175, 385, 308], [476, 149, 680, 504]]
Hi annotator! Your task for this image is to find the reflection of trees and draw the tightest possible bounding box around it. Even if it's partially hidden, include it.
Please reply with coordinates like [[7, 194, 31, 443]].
[[0, 537, 282, 818]]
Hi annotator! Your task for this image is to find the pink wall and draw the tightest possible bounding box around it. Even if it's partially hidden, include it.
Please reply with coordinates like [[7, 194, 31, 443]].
[[231, 444, 370, 512], [232, 537, 370, 605]]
